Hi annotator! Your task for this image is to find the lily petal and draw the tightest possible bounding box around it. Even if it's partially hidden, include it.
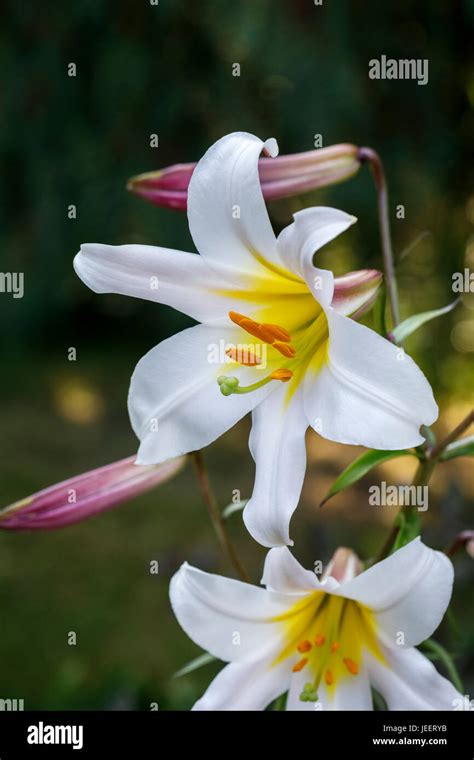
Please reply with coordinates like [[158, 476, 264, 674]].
[[73, 243, 242, 324], [192, 659, 288, 711], [261, 547, 321, 595], [367, 646, 461, 710], [243, 385, 308, 548], [277, 207, 357, 307], [128, 324, 272, 464], [304, 309, 438, 448], [187, 132, 281, 276], [170, 562, 290, 663], [339, 539, 454, 648]]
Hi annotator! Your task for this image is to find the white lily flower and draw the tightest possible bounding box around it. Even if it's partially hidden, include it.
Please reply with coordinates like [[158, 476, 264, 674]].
[[170, 538, 460, 711], [74, 132, 438, 547]]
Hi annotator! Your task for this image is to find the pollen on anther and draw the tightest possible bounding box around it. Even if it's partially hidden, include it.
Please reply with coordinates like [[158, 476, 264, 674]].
[[269, 368, 293, 382], [292, 658, 308, 673], [297, 640, 312, 653], [273, 341, 296, 358], [260, 323, 292, 342], [343, 658, 359, 675], [225, 347, 261, 366], [325, 669, 334, 686], [314, 634, 326, 647]]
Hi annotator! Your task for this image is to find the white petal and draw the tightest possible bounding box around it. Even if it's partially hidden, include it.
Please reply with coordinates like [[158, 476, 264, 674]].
[[187, 132, 282, 275], [128, 324, 273, 464], [170, 563, 291, 663], [286, 665, 372, 711], [243, 385, 309, 548], [277, 207, 357, 307], [338, 539, 454, 648], [74, 243, 240, 324], [304, 309, 438, 448], [192, 659, 289, 711], [367, 646, 462, 710], [261, 547, 321, 595]]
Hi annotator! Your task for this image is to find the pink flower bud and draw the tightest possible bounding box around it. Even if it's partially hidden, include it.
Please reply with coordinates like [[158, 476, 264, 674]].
[[127, 143, 360, 211], [0, 455, 186, 530]]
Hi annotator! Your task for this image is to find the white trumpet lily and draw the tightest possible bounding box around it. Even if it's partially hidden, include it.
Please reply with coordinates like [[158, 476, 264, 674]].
[[74, 132, 437, 547], [170, 538, 460, 711]]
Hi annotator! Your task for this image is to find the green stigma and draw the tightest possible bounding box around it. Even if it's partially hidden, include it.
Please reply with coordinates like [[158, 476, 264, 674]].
[[299, 682, 319, 703], [217, 375, 273, 396]]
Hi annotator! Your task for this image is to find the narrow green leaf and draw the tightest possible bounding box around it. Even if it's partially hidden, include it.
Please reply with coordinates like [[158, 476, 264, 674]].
[[222, 499, 248, 519], [439, 435, 474, 461], [391, 298, 460, 343], [391, 509, 420, 552], [320, 449, 415, 507], [173, 652, 216, 679], [420, 639, 463, 693]]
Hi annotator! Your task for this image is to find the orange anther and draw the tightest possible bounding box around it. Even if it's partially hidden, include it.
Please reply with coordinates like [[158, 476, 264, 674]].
[[225, 347, 261, 366], [269, 368, 293, 382], [314, 634, 326, 647], [330, 642, 341, 653], [260, 323, 292, 343], [297, 640, 312, 653], [325, 669, 334, 686], [239, 318, 268, 341], [228, 311, 247, 326], [273, 341, 296, 358], [343, 658, 359, 675], [292, 658, 308, 673]]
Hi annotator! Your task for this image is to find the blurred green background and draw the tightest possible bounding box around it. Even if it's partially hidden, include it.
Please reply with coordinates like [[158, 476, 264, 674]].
[[0, 0, 473, 709]]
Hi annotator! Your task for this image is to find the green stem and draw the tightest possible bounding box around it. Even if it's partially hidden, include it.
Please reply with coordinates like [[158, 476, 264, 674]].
[[374, 458, 435, 563], [375, 410, 474, 563], [359, 147, 400, 328], [192, 451, 250, 582]]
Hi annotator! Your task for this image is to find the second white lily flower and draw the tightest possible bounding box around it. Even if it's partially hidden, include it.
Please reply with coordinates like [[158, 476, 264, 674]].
[[74, 132, 438, 547], [170, 539, 459, 711]]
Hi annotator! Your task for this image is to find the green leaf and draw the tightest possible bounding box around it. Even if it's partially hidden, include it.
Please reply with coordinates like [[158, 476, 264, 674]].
[[173, 652, 216, 679], [222, 499, 248, 519], [320, 449, 416, 507], [373, 281, 387, 337], [439, 435, 474, 461], [420, 639, 463, 693], [391, 298, 460, 344], [391, 509, 420, 552]]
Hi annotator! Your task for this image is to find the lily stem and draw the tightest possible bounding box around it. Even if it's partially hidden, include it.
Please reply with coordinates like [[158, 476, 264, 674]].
[[375, 410, 474, 562], [358, 147, 400, 328], [192, 451, 250, 582]]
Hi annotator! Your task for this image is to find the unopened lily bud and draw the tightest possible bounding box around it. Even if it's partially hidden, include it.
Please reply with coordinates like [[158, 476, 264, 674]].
[[332, 269, 383, 319], [127, 143, 361, 211], [323, 547, 363, 584], [0, 455, 186, 530]]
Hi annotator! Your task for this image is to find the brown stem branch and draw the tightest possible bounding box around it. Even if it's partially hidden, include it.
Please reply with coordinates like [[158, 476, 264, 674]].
[[192, 451, 250, 582], [429, 409, 474, 460]]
